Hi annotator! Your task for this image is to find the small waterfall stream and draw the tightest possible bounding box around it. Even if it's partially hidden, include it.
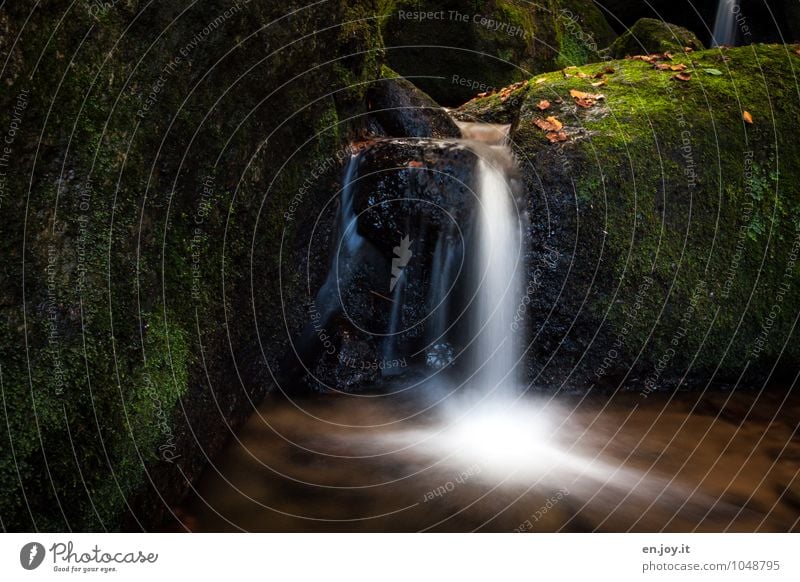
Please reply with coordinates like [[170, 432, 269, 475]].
[[712, 0, 739, 47]]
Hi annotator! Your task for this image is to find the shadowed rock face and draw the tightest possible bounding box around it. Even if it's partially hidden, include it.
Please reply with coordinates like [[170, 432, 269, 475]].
[[367, 68, 462, 138], [608, 18, 705, 58], [295, 139, 482, 392]]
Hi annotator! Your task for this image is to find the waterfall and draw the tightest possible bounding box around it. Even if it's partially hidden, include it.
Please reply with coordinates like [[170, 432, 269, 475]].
[[472, 153, 522, 395], [712, 0, 739, 47]]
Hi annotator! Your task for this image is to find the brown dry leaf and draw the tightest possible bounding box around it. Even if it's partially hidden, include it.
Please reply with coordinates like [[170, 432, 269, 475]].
[[546, 131, 568, 143], [575, 98, 594, 108], [743, 110, 754, 124], [407, 161, 424, 168], [576, 71, 590, 79], [604, 66, 616, 74], [795, 48, 800, 57], [535, 77, 547, 84], [569, 89, 591, 99], [684, 46, 694, 53], [654, 63, 672, 71], [663, 52, 674, 60], [591, 80, 607, 87], [672, 72, 692, 82], [670, 63, 688, 71], [537, 99, 551, 111]]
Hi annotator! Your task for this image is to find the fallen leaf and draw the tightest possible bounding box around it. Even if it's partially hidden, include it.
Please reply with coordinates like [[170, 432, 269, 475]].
[[537, 99, 551, 111], [604, 66, 616, 74], [477, 91, 488, 98], [670, 63, 688, 71], [684, 46, 694, 53], [575, 98, 594, 108], [546, 116, 563, 130], [663, 52, 674, 60], [672, 72, 692, 82], [576, 71, 590, 79], [407, 161, 424, 168], [743, 110, 754, 124], [703, 68, 723, 75], [654, 63, 672, 71], [535, 77, 547, 84], [795, 47, 800, 57], [533, 117, 563, 132], [591, 80, 607, 87], [546, 131, 568, 143]]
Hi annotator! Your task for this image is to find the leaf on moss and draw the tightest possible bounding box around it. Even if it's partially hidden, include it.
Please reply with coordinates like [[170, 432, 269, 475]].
[[534, 116, 563, 132], [592, 80, 607, 87], [570, 89, 604, 108], [654, 63, 672, 70], [672, 72, 692, 82], [537, 100, 551, 111], [546, 131, 568, 143], [703, 68, 723, 75], [670, 64, 688, 71], [743, 110, 754, 124]]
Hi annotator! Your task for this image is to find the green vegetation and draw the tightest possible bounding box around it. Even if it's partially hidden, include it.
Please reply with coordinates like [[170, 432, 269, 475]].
[[462, 44, 800, 381]]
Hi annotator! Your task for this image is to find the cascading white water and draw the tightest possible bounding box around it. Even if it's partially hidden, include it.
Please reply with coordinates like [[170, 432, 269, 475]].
[[712, 0, 739, 47], [473, 152, 522, 395]]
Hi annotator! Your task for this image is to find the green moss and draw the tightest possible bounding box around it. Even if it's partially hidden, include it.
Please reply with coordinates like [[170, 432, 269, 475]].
[[467, 44, 800, 380]]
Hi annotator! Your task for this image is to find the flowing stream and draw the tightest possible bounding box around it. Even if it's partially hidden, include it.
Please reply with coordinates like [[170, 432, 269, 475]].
[[177, 122, 800, 532]]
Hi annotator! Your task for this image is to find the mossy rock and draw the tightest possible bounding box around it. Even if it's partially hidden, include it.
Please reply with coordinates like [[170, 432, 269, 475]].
[[384, 0, 616, 105], [608, 18, 704, 58], [459, 44, 800, 391], [0, 0, 389, 531]]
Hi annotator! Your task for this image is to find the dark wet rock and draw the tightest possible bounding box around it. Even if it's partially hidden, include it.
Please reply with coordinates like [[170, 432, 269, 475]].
[[608, 18, 704, 58], [367, 67, 461, 138], [384, 0, 616, 106]]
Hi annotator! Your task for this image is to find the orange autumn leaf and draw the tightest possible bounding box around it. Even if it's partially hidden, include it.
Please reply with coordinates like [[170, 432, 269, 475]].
[[654, 63, 672, 71], [672, 72, 692, 82], [546, 131, 568, 143], [533, 117, 563, 132], [743, 110, 754, 124], [670, 63, 687, 71], [537, 99, 551, 111], [546, 116, 563, 130]]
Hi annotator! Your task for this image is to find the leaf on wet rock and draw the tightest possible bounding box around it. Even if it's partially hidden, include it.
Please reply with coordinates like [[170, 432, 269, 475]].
[[743, 110, 754, 124], [537, 100, 551, 111], [672, 72, 692, 82]]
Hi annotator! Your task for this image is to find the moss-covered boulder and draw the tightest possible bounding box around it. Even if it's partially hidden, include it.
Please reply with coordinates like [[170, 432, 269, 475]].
[[608, 18, 704, 58], [0, 0, 388, 531], [458, 44, 800, 391], [384, 0, 616, 105]]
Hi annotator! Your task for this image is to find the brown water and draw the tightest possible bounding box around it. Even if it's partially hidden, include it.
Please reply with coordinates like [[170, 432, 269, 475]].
[[172, 386, 800, 532]]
